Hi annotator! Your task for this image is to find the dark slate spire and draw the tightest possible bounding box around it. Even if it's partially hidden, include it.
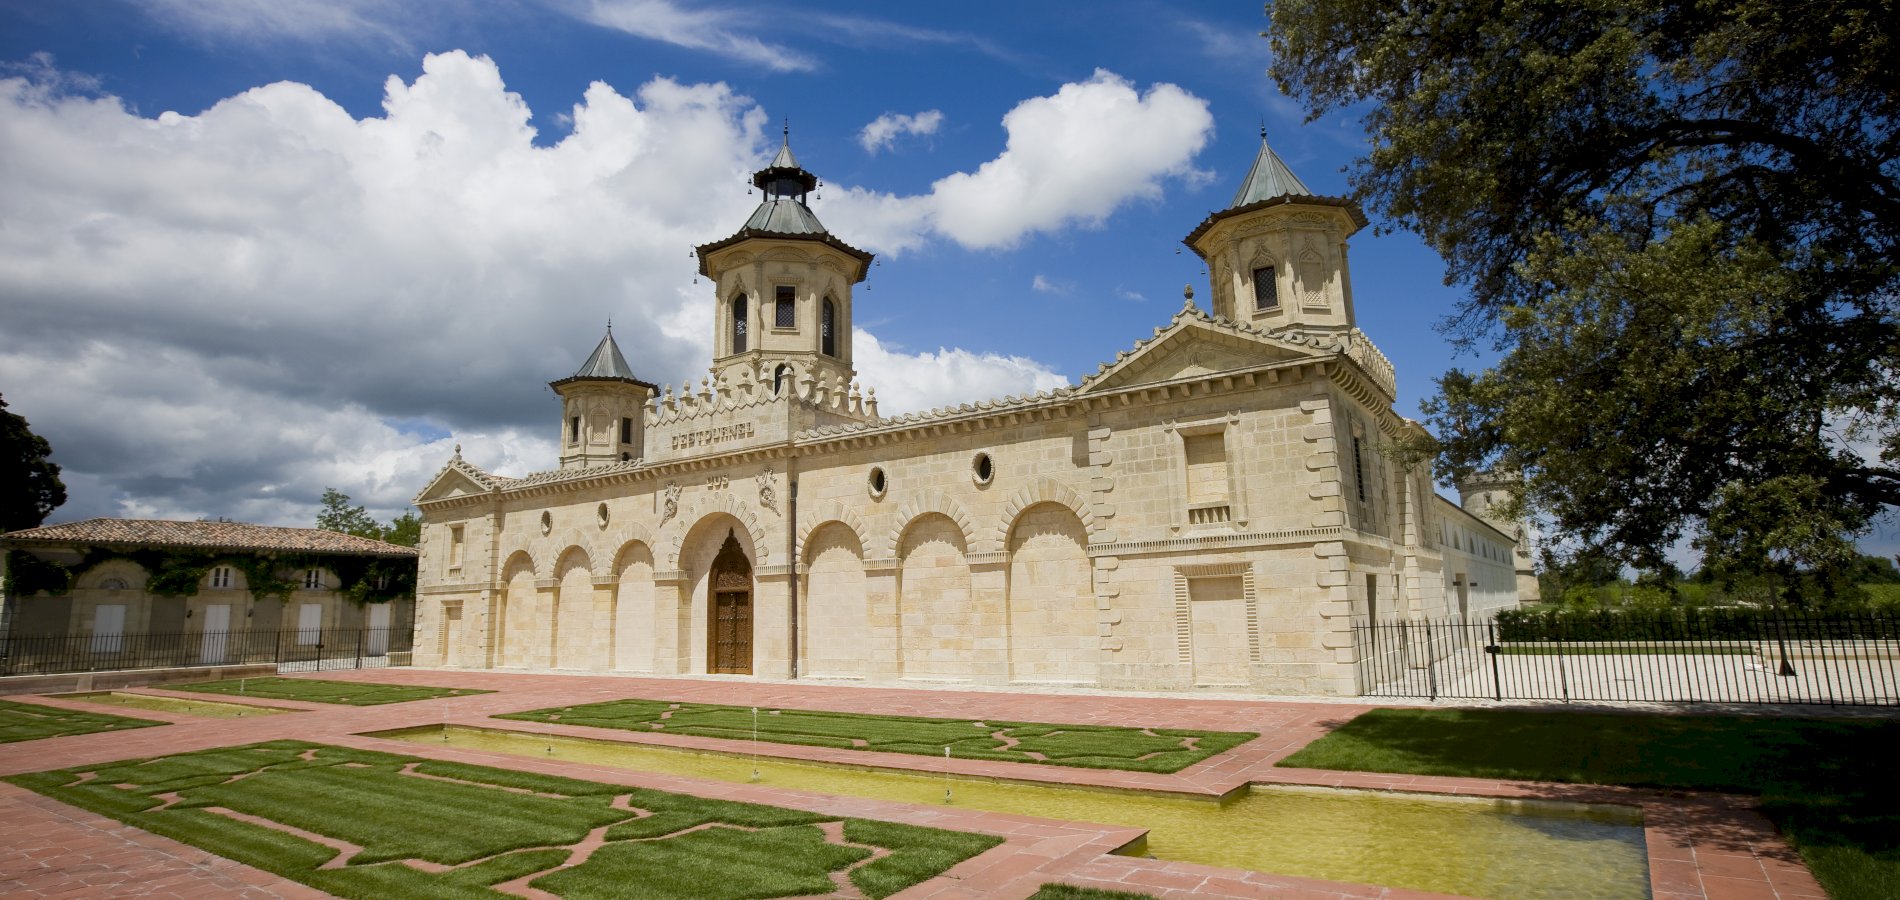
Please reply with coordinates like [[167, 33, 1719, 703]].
[[742, 128, 827, 234], [1228, 132, 1314, 208], [574, 325, 636, 379], [750, 123, 820, 204], [695, 126, 875, 282]]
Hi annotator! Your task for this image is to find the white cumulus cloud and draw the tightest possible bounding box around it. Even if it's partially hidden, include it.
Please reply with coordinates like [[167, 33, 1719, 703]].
[[823, 70, 1214, 254], [0, 52, 1072, 527], [851, 331, 1069, 415], [858, 109, 943, 154]]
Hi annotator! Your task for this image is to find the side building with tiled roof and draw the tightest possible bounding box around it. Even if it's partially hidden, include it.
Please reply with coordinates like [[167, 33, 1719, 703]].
[[410, 135, 1535, 695], [1, 518, 418, 676]]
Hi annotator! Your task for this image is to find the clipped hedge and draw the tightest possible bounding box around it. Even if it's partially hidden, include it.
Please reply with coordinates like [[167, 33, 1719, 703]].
[[1494, 605, 1899, 643]]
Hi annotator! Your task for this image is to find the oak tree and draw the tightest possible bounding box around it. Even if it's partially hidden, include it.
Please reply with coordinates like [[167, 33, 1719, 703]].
[[1, 393, 66, 532], [1266, 0, 1898, 575]]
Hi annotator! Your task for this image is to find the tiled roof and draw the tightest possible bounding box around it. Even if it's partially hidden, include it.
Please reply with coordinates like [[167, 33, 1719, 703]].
[[1, 518, 418, 558]]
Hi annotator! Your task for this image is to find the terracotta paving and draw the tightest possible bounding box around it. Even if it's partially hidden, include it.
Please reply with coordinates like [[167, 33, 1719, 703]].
[[0, 668, 1835, 899]]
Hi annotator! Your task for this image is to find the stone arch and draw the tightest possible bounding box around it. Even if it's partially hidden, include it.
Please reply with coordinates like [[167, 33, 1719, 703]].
[[499, 549, 537, 581], [674, 512, 763, 675], [896, 511, 973, 681], [991, 478, 1097, 549], [497, 550, 538, 668], [801, 520, 867, 679], [1004, 502, 1095, 684], [612, 539, 656, 672], [551, 545, 593, 670], [886, 492, 977, 559], [665, 494, 767, 569], [795, 500, 869, 562], [605, 522, 655, 575], [536, 528, 599, 577], [76, 558, 150, 591]]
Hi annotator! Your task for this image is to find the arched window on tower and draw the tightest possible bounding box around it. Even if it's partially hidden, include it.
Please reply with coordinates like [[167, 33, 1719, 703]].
[[821, 298, 836, 356], [774, 364, 792, 396], [730, 293, 748, 353], [1252, 265, 1279, 311], [775, 285, 796, 328]]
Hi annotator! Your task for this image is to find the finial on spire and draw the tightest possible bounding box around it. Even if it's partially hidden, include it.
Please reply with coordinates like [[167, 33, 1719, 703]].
[[606, 317, 612, 334], [453, 443, 462, 457], [1260, 117, 1268, 141], [1182, 284, 1196, 310], [783, 117, 789, 143]]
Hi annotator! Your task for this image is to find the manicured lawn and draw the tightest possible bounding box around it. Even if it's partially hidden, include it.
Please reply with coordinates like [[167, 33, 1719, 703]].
[[1278, 708, 1900, 900], [4, 740, 1002, 900], [497, 699, 1256, 774], [1029, 886, 1157, 900], [0, 698, 164, 743], [171, 677, 490, 706]]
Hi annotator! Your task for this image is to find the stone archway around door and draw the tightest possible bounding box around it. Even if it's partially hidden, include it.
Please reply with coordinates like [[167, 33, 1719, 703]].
[[708, 530, 753, 675]]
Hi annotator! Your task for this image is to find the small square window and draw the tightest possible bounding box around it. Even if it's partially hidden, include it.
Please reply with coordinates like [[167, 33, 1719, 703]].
[[775, 285, 796, 328]]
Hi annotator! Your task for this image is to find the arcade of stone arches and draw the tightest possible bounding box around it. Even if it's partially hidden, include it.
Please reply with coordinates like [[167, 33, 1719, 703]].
[[477, 500, 1096, 683]]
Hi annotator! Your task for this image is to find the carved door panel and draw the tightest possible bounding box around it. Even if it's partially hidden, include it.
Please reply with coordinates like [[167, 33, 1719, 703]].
[[711, 590, 752, 674], [708, 530, 753, 675]]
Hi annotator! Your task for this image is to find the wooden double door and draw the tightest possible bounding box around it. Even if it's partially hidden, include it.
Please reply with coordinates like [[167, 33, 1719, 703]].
[[708, 531, 753, 675]]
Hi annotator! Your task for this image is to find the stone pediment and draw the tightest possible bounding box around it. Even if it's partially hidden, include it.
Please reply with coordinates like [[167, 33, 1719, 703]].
[[413, 456, 497, 504], [1075, 308, 1329, 394]]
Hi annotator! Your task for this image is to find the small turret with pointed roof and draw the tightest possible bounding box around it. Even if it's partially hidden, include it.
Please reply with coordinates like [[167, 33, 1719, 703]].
[[550, 324, 655, 470], [1184, 130, 1369, 332]]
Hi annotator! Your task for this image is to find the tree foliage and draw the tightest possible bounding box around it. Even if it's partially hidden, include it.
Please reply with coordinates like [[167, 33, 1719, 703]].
[[1, 393, 66, 532], [1266, 0, 1899, 576], [315, 488, 419, 547]]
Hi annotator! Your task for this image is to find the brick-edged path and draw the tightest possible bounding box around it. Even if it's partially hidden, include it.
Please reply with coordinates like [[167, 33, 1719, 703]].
[[0, 669, 1830, 899]]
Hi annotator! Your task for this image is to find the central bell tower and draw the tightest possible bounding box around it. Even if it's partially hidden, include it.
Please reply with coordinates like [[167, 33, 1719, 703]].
[[695, 130, 873, 400]]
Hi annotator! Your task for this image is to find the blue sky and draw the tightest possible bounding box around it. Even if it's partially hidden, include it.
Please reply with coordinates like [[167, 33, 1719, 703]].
[[12, 2, 1881, 559]]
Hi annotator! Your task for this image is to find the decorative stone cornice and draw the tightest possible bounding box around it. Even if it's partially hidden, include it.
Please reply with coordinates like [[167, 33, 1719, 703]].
[[1089, 526, 1345, 558]]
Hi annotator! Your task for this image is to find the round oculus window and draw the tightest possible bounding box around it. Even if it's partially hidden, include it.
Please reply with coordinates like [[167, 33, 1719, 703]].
[[539, 511, 553, 535], [972, 452, 994, 485], [867, 466, 888, 499], [596, 503, 610, 529]]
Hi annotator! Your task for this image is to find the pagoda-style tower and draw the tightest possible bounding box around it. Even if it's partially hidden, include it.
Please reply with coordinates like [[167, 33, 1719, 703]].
[[1183, 133, 1369, 332], [695, 130, 874, 398], [550, 326, 655, 470]]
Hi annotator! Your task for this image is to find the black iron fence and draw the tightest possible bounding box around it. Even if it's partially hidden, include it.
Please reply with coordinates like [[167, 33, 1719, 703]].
[[1354, 612, 1900, 706], [0, 625, 416, 677]]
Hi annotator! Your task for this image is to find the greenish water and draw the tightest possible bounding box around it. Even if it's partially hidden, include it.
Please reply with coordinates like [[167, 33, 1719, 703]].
[[376, 725, 1650, 900], [57, 691, 296, 719]]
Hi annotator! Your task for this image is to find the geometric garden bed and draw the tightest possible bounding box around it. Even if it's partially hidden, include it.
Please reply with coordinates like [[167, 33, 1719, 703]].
[[4, 740, 1002, 899], [498, 699, 1257, 774]]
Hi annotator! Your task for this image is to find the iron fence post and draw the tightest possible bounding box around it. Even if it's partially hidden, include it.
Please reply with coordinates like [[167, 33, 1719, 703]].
[[1424, 619, 1438, 701], [1488, 621, 1502, 701], [1556, 620, 1570, 703]]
